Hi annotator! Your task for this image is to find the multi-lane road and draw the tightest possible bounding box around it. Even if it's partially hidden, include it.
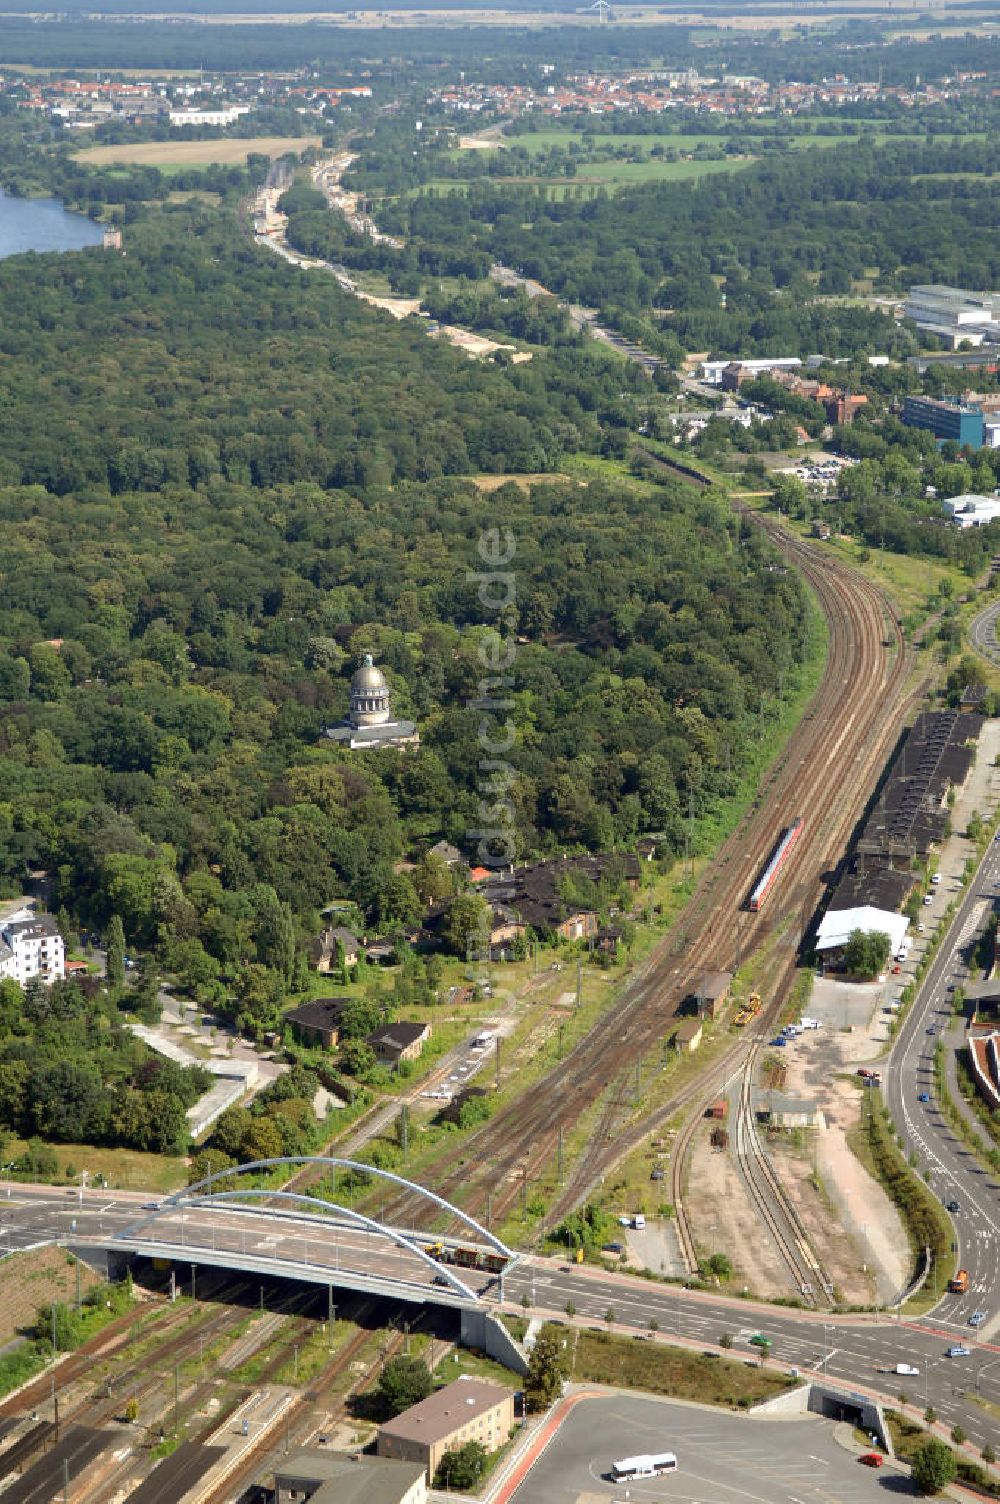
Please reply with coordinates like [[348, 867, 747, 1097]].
[[503, 1258, 1000, 1453], [1, 1183, 998, 1451], [883, 831, 1000, 1328]]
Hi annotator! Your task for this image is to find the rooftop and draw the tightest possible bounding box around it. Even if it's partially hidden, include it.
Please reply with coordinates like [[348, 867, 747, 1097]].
[[696, 970, 732, 1000], [378, 1376, 512, 1447], [284, 997, 351, 1031], [275, 1450, 425, 1504], [367, 1021, 428, 1051]]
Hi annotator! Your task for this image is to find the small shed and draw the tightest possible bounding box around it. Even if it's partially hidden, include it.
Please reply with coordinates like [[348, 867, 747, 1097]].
[[673, 1017, 704, 1053], [695, 970, 733, 1019], [705, 1098, 728, 1120], [753, 1090, 823, 1129]]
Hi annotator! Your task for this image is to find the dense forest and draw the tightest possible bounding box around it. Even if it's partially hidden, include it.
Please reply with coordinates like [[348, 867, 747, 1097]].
[[0, 974, 209, 1154], [355, 135, 1000, 359], [0, 18, 993, 82], [0, 184, 812, 1013]]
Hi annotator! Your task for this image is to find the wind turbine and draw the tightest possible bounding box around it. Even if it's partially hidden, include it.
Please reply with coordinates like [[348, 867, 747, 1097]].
[[589, 0, 613, 20]]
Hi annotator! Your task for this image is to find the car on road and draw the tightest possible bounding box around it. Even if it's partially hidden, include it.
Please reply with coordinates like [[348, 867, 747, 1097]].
[[946, 1199, 961, 1213], [969, 1311, 986, 1328], [748, 1333, 771, 1348], [946, 1345, 971, 1358], [141, 1201, 160, 1211], [858, 1453, 884, 1468], [432, 1273, 451, 1287], [895, 1364, 920, 1376]]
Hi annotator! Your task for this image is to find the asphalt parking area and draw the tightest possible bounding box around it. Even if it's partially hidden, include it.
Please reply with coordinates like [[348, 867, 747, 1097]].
[[510, 1395, 913, 1503]]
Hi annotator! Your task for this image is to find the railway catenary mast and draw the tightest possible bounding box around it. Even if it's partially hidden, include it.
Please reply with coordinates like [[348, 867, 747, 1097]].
[[747, 818, 804, 911]]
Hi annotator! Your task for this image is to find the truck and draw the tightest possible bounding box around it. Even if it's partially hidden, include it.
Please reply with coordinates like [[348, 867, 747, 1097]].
[[949, 1269, 969, 1294]]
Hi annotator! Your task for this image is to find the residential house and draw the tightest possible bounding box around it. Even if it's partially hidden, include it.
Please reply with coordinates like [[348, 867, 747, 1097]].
[[0, 912, 64, 986], [377, 1376, 514, 1483], [309, 925, 360, 973], [478, 853, 641, 943], [367, 1020, 431, 1065], [427, 840, 464, 867]]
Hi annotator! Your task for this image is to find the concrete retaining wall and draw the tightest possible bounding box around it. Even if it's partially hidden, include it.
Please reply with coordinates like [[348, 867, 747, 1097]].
[[460, 1309, 529, 1377], [756, 1381, 892, 1456]]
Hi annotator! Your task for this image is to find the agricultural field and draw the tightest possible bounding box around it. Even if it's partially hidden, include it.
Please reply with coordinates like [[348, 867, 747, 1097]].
[[73, 135, 322, 169]]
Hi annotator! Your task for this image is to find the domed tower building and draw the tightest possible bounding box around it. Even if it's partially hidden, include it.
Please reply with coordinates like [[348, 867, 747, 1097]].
[[324, 654, 419, 751]]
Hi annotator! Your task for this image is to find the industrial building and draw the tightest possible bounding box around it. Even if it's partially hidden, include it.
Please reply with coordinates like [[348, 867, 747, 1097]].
[[377, 1377, 514, 1482], [941, 493, 1000, 528], [816, 711, 983, 970], [903, 285, 1000, 349], [901, 396, 985, 448], [700, 356, 801, 386]]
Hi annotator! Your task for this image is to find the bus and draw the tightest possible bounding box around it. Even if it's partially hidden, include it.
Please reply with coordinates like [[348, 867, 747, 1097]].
[[611, 1453, 678, 1480]]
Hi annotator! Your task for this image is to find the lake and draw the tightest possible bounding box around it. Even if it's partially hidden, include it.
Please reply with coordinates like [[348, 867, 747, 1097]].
[[0, 189, 104, 258]]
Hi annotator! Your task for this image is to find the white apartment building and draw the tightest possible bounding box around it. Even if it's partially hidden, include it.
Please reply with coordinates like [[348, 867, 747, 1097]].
[[0, 912, 64, 986]]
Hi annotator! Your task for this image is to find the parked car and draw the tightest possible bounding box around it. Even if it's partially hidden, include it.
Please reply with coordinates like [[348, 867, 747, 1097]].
[[923, 895, 933, 906], [918, 1093, 931, 1103], [930, 874, 941, 885], [926, 1025, 936, 1035], [858, 1453, 884, 1468]]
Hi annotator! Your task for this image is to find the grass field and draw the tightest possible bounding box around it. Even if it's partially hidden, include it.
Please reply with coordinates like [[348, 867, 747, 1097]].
[[5, 1136, 188, 1192], [0, 1246, 101, 1346], [568, 1328, 798, 1407], [507, 125, 934, 157], [73, 135, 322, 169], [410, 156, 751, 197]]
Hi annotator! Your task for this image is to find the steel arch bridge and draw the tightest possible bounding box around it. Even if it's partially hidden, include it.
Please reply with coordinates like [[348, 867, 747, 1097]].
[[117, 1156, 516, 1304]]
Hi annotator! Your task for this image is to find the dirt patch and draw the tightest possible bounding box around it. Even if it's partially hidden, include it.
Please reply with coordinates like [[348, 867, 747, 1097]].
[[767, 1138, 876, 1306], [466, 473, 573, 492], [0, 1246, 101, 1345], [73, 136, 321, 168], [685, 1120, 789, 1299], [780, 1029, 909, 1303]]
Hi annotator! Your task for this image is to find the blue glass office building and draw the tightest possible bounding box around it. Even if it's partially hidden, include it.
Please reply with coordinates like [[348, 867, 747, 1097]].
[[902, 396, 985, 447]]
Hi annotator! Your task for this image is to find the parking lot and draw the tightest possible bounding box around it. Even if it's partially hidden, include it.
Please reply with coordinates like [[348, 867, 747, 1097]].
[[511, 1395, 912, 1503]]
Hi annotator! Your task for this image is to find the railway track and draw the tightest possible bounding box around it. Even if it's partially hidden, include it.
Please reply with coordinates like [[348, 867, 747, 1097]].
[[371, 513, 915, 1246], [732, 1036, 833, 1306], [192, 1310, 412, 1504]]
